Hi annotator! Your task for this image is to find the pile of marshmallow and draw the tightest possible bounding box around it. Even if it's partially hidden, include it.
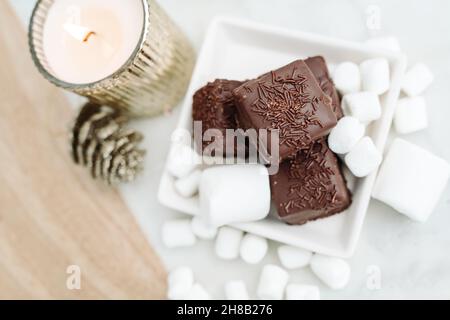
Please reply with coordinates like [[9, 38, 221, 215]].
[[166, 234, 350, 300], [363, 37, 449, 222], [328, 36, 449, 223], [328, 37, 439, 180], [328, 57, 386, 178], [161, 36, 450, 300]]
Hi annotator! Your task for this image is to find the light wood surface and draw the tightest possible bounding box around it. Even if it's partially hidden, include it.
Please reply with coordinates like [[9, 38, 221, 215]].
[[0, 1, 167, 299]]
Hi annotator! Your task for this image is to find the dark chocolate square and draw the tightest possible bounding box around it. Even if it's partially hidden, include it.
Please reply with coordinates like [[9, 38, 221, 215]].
[[233, 60, 337, 161], [305, 56, 344, 119], [270, 139, 351, 225], [192, 79, 243, 157]]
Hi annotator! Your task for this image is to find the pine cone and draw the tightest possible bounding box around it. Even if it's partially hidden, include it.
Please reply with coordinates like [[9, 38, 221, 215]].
[[71, 102, 146, 185]]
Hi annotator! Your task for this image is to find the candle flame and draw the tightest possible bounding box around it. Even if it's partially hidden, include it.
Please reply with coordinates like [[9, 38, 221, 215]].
[[83, 31, 96, 42], [64, 23, 95, 43]]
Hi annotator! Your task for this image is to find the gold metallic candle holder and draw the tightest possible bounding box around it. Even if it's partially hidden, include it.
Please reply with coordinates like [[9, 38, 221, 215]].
[[29, 0, 196, 118]]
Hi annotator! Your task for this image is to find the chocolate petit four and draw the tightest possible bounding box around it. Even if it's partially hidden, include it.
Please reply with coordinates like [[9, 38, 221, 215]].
[[270, 139, 351, 225], [233, 60, 337, 161], [305, 56, 344, 119], [192, 79, 243, 156]]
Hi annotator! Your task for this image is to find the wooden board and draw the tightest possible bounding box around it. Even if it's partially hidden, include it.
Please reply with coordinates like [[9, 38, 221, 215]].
[[0, 1, 167, 299]]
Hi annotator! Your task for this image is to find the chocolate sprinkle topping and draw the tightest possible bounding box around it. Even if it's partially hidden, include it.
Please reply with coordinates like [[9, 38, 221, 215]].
[[233, 60, 337, 161], [270, 139, 351, 225], [192, 79, 243, 156]]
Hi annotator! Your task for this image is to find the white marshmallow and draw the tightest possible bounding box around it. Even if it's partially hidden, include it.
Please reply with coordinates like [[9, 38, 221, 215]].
[[277, 245, 312, 269], [394, 96, 428, 134], [345, 137, 382, 178], [342, 166, 357, 192], [167, 266, 194, 300], [166, 144, 200, 179], [310, 254, 351, 290], [224, 280, 249, 300], [372, 138, 450, 222], [332, 62, 361, 94], [191, 216, 218, 240], [199, 164, 271, 227], [285, 284, 321, 300], [327, 63, 337, 78], [239, 234, 268, 265], [215, 227, 244, 260], [174, 169, 202, 198], [162, 219, 197, 248], [328, 116, 365, 154], [402, 63, 434, 96], [257, 264, 289, 300], [360, 58, 390, 95], [343, 91, 381, 123], [186, 283, 211, 300], [364, 36, 401, 52]]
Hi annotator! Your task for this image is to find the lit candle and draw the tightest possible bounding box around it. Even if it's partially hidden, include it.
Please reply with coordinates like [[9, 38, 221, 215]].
[[42, 0, 144, 84], [29, 0, 195, 117]]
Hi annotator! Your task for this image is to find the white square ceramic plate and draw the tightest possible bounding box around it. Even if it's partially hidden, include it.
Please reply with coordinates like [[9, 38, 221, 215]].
[[158, 17, 406, 258]]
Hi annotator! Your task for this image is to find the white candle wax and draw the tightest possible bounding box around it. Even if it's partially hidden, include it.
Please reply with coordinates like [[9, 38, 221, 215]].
[[42, 0, 144, 84]]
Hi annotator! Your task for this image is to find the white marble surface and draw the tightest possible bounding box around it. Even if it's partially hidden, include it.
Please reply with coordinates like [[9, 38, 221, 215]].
[[11, 0, 450, 299]]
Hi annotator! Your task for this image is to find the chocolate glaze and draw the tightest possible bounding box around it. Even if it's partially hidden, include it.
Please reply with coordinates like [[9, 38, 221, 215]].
[[305, 56, 344, 119], [233, 60, 337, 161], [270, 139, 351, 225], [192, 79, 243, 157]]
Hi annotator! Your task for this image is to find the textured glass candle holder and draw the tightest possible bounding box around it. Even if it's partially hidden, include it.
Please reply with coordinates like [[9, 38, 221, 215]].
[[29, 0, 196, 118]]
